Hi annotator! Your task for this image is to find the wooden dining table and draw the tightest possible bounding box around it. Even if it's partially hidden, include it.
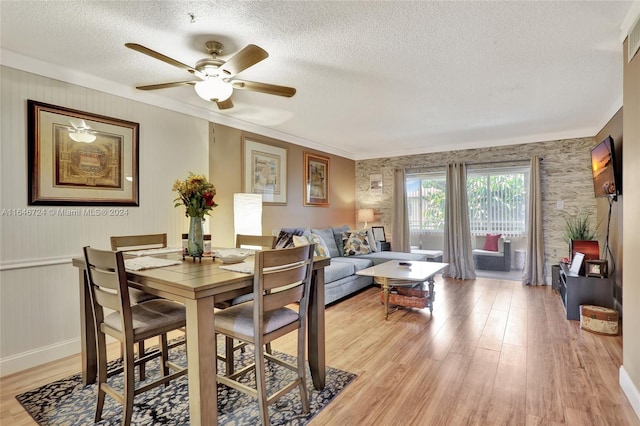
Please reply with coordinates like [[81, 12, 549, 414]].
[[72, 252, 330, 425]]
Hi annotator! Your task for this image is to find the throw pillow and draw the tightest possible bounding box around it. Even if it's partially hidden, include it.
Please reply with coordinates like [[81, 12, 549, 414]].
[[342, 230, 372, 256], [366, 228, 378, 252], [292, 235, 309, 247], [308, 233, 330, 258], [310, 228, 340, 257], [332, 225, 351, 257], [483, 234, 502, 252], [275, 230, 296, 249]]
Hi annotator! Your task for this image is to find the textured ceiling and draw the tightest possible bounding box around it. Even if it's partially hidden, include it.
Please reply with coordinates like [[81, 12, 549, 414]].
[[0, 1, 635, 160]]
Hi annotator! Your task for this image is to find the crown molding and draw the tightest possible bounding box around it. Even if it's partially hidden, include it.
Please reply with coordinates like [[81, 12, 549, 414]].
[[620, 1, 640, 42], [0, 49, 355, 160]]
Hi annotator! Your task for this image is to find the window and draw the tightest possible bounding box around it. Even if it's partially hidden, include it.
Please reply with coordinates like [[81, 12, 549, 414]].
[[407, 173, 446, 232], [407, 166, 529, 237], [467, 167, 529, 236]]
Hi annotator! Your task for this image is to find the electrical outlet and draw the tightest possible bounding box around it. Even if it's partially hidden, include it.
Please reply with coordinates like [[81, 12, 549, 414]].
[[556, 200, 564, 210]]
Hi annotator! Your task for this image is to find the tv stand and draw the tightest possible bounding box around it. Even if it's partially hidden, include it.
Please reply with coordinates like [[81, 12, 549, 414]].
[[558, 263, 614, 320]]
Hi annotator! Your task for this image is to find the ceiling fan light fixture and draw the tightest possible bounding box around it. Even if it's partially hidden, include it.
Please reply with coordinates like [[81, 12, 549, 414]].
[[68, 130, 96, 143], [194, 78, 233, 102]]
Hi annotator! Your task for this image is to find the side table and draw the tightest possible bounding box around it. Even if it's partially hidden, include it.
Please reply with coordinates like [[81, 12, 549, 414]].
[[514, 249, 526, 270]]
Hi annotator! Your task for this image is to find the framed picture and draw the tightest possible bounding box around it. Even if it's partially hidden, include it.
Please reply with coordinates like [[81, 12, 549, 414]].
[[303, 152, 330, 207], [370, 173, 382, 195], [28, 100, 139, 206], [242, 138, 287, 205], [371, 226, 386, 242], [569, 252, 585, 275], [585, 259, 608, 278]]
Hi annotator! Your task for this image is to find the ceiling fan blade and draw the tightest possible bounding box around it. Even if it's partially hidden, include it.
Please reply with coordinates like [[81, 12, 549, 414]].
[[231, 79, 296, 97], [220, 44, 268, 76], [125, 43, 199, 75], [215, 98, 234, 110], [135, 81, 197, 90]]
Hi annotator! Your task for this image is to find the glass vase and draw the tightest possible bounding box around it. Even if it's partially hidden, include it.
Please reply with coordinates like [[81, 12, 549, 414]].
[[187, 216, 204, 257]]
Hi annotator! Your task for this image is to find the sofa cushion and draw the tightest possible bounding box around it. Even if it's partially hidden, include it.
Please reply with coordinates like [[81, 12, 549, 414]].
[[292, 235, 309, 247], [323, 260, 356, 283], [308, 233, 330, 258], [281, 227, 306, 236], [332, 256, 373, 272], [366, 228, 378, 252], [482, 234, 502, 251], [310, 228, 340, 258], [332, 225, 351, 256], [357, 251, 428, 265], [275, 230, 296, 249], [472, 248, 504, 257], [342, 230, 373, 256]]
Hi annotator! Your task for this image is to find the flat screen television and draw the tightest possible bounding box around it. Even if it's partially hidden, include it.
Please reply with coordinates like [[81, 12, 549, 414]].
[[591, 136, 621, 199]]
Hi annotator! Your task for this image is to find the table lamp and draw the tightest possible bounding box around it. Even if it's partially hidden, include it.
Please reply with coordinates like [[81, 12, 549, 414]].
[[357, 208, 374, 229]]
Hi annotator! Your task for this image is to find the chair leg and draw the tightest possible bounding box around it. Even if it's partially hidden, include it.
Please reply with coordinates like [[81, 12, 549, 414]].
[[160, 334, 170, 377], [137, 340, 146, 381], [297, 328, 309, 414], [123, 343, 136, 426], [95, 333, 108, 423], [225, 336, 235, 376], [255, 339, 270, 426], [265, 342, 272, 354]]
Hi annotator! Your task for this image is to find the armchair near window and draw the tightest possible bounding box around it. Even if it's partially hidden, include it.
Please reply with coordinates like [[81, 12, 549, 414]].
[[472, 235, 511, 271]]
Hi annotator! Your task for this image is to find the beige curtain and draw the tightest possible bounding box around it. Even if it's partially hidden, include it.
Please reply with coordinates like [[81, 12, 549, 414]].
[[391, 167, 410, 252], [523, 156, 546, 285], [443, 163, 476, 279]]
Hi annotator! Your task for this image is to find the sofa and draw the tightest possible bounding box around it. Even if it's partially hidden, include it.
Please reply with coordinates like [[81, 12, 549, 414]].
[[472, 234, 511, 271], [278, 226, 429, 305]]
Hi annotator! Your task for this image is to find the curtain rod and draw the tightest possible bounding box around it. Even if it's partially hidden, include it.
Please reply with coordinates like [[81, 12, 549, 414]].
[[407, 157, 540, 174], [466, 158, 540, 166]]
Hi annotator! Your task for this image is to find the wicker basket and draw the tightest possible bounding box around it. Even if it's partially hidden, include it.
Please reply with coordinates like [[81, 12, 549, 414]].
[[380, 287, 429, 309]]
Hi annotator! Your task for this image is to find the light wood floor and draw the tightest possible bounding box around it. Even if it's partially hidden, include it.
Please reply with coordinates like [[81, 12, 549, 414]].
[[2, 277, 638, 425]]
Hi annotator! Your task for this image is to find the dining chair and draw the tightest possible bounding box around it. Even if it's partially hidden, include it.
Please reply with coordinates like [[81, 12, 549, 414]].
[[110, 233, 168, 380], [110, 233, 168, 305], [214, 243, 316, 425], [83, 246, 187, 426], [235, 234, 277, 250], [109, 233, 167, 252], [216, 234, 277, 373], [217, 235, 277, 313]]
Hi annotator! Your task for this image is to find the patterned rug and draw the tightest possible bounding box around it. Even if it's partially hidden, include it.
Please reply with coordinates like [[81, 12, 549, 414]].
[[16, 340, 356, 425]]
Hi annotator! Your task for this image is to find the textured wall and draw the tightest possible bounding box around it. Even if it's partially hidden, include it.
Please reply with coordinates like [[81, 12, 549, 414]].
[[356, 138, 598, 282]]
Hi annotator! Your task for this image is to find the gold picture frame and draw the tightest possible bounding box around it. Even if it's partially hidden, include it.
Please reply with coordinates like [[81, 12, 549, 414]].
[[28, 100, 139, 206], [242, 138, 288, 205], [303, 152, 330, 207]]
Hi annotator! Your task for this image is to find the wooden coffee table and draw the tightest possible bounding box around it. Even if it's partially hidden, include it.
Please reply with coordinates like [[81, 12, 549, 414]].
[[357, 260, 448, 319]]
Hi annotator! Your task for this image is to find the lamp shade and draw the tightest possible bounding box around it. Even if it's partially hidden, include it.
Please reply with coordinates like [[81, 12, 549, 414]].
[[234, 193, 263, 237], [195, 78, 233, 102], [357, 208, 374, 228]]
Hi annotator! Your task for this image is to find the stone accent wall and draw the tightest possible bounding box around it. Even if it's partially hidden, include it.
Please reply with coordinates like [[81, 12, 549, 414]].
[[356, 138, 598, 282]]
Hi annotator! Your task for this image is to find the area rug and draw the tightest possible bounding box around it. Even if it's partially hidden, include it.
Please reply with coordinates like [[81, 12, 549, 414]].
[[16, 340, 356, 425]]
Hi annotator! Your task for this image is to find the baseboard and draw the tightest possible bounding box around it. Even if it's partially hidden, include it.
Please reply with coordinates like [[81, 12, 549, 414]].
[[620, 365, 640, 421], [0, 338, 80, 377]]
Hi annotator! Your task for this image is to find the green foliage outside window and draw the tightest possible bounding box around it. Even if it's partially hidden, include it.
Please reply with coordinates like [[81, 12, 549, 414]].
[[408, 168, 528, 236]]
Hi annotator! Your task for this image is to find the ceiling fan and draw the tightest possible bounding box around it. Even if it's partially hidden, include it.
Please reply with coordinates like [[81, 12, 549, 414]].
[[125, 41, 296, 110]]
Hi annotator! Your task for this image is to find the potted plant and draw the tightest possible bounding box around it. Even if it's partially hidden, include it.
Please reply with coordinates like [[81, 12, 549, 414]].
[[563, 212, 597, 243], [563, 212, 599, 267]]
